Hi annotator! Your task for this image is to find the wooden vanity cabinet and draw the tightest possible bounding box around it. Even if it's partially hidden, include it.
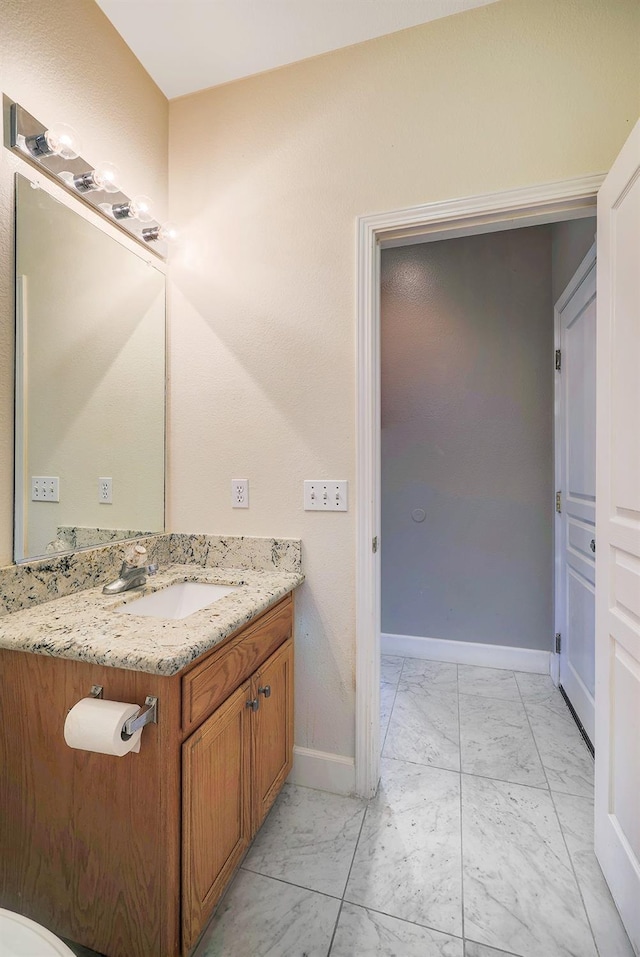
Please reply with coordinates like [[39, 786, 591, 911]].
[[0, 591, 294, 957], [182, 637, 293, 954]]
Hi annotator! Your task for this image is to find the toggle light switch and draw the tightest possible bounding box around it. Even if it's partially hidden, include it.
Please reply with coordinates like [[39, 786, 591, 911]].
[[304, 480, 348, 511]]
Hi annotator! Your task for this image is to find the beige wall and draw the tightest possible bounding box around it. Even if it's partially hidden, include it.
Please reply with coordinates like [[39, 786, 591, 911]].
[[169, 0, 640, 762], [0, 0, 168, 565]]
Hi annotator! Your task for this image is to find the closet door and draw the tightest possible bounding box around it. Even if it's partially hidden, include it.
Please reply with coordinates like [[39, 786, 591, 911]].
[[555, 246, 597, 743]]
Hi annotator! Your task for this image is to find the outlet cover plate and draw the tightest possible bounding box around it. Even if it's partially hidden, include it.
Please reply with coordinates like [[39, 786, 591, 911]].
[[98, 477, 113, 504], [232, 479, 249, 508], [304, 480, 348, 511]]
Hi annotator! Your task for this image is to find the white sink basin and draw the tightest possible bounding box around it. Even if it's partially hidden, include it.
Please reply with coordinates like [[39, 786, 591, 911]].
[[114, 581, 240, 620]]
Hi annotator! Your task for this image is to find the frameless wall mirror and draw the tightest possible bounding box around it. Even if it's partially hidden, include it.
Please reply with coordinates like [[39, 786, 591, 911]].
[[14, 173, 165, 562]]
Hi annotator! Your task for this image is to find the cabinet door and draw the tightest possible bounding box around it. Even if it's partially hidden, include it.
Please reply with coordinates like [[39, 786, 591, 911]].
[[251, 637, 294, 833], [182, 680, 252, 955]]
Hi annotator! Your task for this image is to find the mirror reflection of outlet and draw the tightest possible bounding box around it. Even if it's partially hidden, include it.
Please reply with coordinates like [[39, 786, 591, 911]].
[[98, 477, 113, 504], [232, 479, 249, 508], [31, 476, 59, 502]]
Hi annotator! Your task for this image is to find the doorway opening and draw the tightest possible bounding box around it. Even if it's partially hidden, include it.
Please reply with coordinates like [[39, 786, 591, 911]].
[[379, 221, 596, 750], [355, 175, 603, 800]]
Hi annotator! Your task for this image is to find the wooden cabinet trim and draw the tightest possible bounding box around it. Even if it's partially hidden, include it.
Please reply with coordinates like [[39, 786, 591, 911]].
[[181, 594, 292, 735], [181, 593, 292, 679]]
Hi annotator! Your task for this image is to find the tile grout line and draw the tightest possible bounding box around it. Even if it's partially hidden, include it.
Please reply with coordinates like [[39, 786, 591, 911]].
[[515, 675, 602, 957], [325, 899, 345, 956], [547, 786, 603, 957], [510, 680, 551, 793], [325, 791, 371, 956], [464, 940, 524, 957], [333, 900, 468, 947], [239, 864, 343, 900], [383, 752, 551, 792], [380, 655, 404, 752], [383, 656, 461, 772]]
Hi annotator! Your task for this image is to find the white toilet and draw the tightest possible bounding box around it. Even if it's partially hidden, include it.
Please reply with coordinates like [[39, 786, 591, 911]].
[[0, 908, 76, 956]]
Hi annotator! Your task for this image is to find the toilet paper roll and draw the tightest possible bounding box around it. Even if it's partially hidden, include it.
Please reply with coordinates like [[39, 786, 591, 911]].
[[64, 697, 143, 756]]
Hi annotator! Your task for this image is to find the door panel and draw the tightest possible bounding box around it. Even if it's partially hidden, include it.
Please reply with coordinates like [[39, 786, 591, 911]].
[[251, 638, 294, 833], [556, 246, 596, 741], [611, 644, 640, 862], [595, 116, 640, 955], [567, 570, 595, 698], [182, 681, 252, 954], [611, 175, 640, 511]]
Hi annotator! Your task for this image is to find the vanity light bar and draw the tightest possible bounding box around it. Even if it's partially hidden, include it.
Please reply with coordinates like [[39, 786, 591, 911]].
[[4, 96, 170, 260]]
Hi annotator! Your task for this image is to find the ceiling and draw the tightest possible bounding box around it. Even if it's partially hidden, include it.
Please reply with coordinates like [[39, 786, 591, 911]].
[[95, 0, 501, 99]]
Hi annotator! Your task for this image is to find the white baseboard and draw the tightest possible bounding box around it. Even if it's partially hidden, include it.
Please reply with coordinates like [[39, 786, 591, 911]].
[[381, 632, 550, 674], [287, 746, 355, 795]]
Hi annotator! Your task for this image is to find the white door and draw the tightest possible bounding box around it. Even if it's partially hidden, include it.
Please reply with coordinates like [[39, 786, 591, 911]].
[[555, 245, 597, 744], [595, 117, 640, 956]]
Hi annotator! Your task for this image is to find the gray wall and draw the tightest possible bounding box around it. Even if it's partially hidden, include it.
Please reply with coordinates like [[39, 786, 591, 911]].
[[551, 218, 596, 304], [381, 226, 554, 650]]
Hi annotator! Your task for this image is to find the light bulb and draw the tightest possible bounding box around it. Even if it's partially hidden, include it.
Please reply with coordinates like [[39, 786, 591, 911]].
[[130, 195, 154, 223], [112, 194, 153, 222], [142, 222, 180, 244], [47, 125, 81, 159], [72, 161, 121, 194], [34, 123, 82, 159], [91, 162, 121, 193], [159, 222, 179, 242]]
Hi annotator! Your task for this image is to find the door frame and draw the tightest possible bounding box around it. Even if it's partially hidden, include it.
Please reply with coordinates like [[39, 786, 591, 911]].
[[355, 174, 604, 798]]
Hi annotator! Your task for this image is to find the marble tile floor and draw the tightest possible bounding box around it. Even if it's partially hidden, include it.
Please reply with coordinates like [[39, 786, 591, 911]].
[[195, 657, 632, 957], [65, 657, 633, 957]]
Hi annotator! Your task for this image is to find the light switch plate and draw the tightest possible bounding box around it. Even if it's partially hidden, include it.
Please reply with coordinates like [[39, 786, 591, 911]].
[[304, 480, 348, 511], [31, 476, 59, 502]]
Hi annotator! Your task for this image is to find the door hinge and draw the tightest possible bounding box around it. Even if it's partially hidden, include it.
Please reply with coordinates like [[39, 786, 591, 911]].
[[556, 491, 561, 514], [555, 633, 562, 654], [372, 536, 379, 554], [555, 349, 562, 371]]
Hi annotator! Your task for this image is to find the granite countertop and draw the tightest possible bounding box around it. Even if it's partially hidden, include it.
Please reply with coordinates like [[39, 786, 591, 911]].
[[0, 564, 304, 676]]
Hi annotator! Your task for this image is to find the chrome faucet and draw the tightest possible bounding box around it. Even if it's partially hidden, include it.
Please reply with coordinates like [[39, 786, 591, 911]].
[[102, 549, 158, 595]]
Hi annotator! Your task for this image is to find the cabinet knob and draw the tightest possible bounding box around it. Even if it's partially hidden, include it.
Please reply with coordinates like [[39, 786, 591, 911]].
[[258, 685, 271, 698], [246, 698, 259, 712]]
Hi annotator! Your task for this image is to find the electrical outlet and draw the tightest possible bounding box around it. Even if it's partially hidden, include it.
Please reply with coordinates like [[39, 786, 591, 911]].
[[304, 480, 348, 511], [232, 479, 249, 508], [31, 476, 59, 502], [98, 477, 113, 504]]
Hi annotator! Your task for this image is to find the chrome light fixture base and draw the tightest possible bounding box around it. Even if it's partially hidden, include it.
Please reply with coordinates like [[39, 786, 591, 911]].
[[4, 96, 168, 260]]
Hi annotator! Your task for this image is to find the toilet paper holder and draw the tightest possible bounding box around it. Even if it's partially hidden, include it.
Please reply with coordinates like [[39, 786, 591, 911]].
[[88, 685, 158, 739]]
